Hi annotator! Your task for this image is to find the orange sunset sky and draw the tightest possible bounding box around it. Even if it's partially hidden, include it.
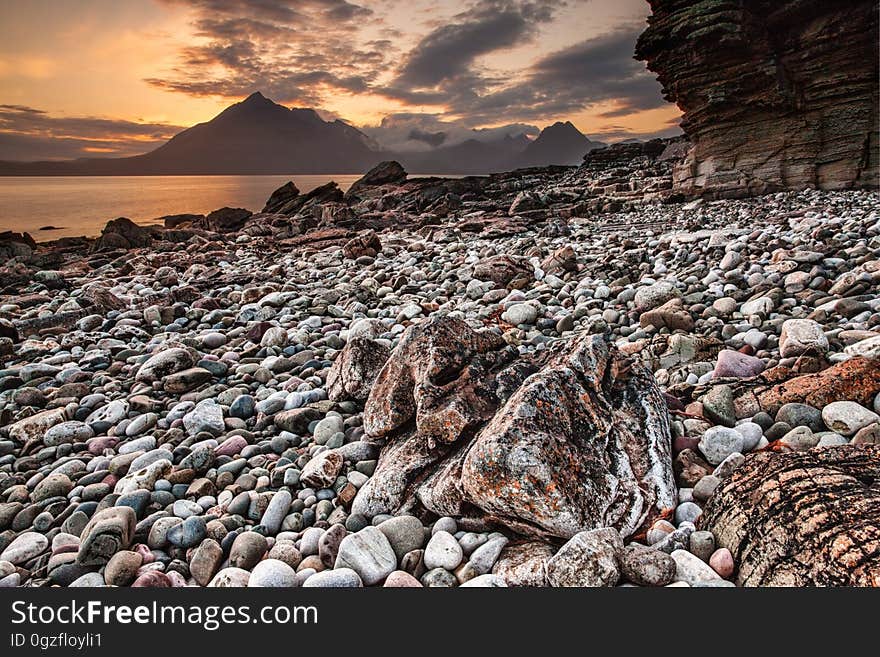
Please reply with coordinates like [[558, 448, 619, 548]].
[[0, 0, 682, 161]]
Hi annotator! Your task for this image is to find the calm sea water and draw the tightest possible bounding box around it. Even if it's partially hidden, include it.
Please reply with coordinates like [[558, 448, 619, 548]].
[[0, 175, 370, 242]]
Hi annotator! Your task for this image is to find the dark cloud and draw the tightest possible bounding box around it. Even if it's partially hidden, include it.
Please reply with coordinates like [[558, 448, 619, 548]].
[[382, 24, 669, 127], [384, 1, 561, 101], [394, 6, 534, 88], [0, 105, 183, 160], [408, 128, 447, 148], [364, 111, 538, 152], [148, 0, 384, 106]]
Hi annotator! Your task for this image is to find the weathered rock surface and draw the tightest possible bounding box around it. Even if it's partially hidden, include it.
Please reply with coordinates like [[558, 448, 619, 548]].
[[327, 337, 390, 402], [473, 255, 535, 289], [730, 357, 880, 418], [636, 0, 879, 198], [351, 316, 676, 540], [701, 445, 880, 586]]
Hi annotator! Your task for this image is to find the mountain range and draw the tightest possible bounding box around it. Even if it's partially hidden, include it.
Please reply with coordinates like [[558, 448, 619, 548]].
[[0, 92, 605, 176]]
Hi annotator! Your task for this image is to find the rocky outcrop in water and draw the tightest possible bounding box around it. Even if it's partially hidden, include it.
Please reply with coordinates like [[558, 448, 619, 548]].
[[636, 0, 879, 198]]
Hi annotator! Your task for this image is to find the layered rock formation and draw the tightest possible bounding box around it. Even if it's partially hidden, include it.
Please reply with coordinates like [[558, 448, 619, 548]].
[[636, 0, 879, 198], [701, 446, 880, 586]]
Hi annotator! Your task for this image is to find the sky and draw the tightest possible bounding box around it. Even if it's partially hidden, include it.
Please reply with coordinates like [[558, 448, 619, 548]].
[[0, 0, 681, 160]]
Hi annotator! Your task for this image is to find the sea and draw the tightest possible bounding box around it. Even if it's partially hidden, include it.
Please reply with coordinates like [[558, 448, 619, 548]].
[[0, 175, 380, 242]]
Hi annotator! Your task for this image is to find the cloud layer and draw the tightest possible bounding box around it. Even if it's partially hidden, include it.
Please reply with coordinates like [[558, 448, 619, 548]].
[[147, 0, 387, 104], [0, 1, 679, 160], [0, 105, 183, 160], [149, 0, 671, 131]]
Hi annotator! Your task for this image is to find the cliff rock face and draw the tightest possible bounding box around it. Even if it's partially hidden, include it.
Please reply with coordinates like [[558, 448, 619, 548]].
[[636, 0, 879, 198]]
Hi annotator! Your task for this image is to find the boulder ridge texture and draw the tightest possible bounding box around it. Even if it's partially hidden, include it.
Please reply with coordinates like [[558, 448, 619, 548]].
[[636, 0, 879, 198]]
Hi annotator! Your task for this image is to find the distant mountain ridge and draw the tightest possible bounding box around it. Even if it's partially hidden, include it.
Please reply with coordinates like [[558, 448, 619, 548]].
[[0, 92, 605, 176]]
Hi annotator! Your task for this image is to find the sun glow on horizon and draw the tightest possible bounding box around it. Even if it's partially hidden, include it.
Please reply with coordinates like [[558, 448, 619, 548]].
[[0, 0, 681, 160]]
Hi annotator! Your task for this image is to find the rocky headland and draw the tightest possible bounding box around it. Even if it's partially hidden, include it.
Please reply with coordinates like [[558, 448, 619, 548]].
[[636, 0, 879, 198], [1, 134, 879, 588]]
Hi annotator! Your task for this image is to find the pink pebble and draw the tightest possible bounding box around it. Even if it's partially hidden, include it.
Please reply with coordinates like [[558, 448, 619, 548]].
[[215, 435, 247, 457], [133, 544, 154, 563], [87, 437, 118, 454], [713, 350, 765, 379], [709, 548, 735, 579], [131, 571, 171, 588], [383, 571, 423, 587], [673, 435, 700, 454], [166, 571, 188, 587]]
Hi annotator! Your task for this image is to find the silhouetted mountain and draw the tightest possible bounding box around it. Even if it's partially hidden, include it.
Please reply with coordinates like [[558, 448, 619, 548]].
[[516, 121, 604, 168], [0, 93, 383, 175], [0, 93, 607, 176]]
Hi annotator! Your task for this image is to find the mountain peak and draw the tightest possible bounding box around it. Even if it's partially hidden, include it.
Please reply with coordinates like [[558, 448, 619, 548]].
[[541, 121, 584, 137], [516, 119, 604, 167]]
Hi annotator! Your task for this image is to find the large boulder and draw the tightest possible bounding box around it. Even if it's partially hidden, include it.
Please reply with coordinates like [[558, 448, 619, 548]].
[[200, 207, 253, 233], [263, 181, 300, 213], [701, 445, 880, 586], [472, 254, 535, 289], [352, 316, 676, 540], [0, 231, 36, 261], [346, 161, 407, 198], [273, 182, 344, 216], [160, 213, 204, 229], [92, 217, 154, 251], [327, 336, 391, 402]]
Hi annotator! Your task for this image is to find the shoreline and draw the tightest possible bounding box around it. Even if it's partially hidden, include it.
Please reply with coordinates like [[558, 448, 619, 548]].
[[2, 148, 879, 588]]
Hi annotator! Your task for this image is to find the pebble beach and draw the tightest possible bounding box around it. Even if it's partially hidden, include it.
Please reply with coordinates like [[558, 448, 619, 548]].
[[2, 147, 879, 588]]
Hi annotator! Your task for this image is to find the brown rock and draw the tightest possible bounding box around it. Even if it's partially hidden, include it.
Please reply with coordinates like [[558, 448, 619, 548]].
[[492, 541, 554, 587], [326, 337, 391, 402], [362, 316, 512, 445], [639, 297, 694, 331], [342, 230, 382, 259], [104, 550, 142, 586], [200, 207, 252, 233], [636, 0, 878, 198], [190, 538, 224, 586], [299, 451, 343, 489], [76, 507, 136, 567], [353, 317, 676, 540], [701, 445, 880, 586], [540, 246, 577, 275], [674, 448, 714, 487], [472, 254, 535, 289], [274, 407, 322, 433], [92, 217, 154, 251], [733, 357, 880, 417], [262, 182, 300, 213], [346, 161, 407, 198]]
